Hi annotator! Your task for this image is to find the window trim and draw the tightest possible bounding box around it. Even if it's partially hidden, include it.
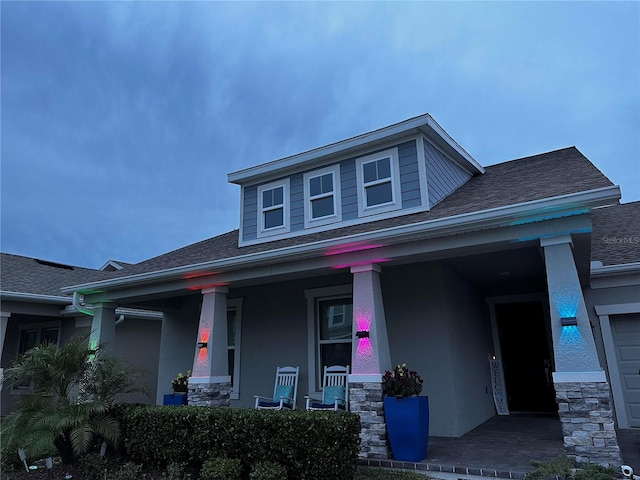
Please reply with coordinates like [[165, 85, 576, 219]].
[[257, 179, 290, 237], [227, 298, 243, 400], [355, 148, 402, 217], [303, 164, 342, 228], [305, 285, 352, 394]]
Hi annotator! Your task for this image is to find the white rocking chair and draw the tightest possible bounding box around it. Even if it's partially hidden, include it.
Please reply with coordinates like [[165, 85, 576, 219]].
[[305, 365, 349, 411], [254, 366, 299, 410]]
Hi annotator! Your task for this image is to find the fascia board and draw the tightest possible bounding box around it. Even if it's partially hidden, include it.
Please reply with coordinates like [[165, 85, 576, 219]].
[[62, 185, 620, 294], [227, 114, 482, 184], [0, 291, 72, 305], [591, 262, 640, 277]]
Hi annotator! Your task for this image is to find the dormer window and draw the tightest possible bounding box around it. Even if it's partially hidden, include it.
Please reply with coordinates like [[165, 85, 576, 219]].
[[257, 179, 290, 237], [356, 148, 401, 217], [304, 165, 341, 228]]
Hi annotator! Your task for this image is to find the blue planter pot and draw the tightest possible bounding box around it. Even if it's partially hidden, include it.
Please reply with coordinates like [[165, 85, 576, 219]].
[[163, 393, 188, 406], [384, 395, 429, 462]]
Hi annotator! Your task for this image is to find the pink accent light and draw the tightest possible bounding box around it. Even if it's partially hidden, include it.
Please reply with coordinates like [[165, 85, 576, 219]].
[[325, 241, 385, 256]]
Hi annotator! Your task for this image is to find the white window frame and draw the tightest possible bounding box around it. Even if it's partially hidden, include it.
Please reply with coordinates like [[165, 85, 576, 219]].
[[257, 179, 290, 237], [305, 285, 352, 394], [227, 298, 243, 400], [12, 321, 61, 394], [355, 148, 402, 217], [303, 164, 342, 228]]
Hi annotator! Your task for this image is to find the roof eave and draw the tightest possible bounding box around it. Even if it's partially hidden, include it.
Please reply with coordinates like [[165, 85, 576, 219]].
[[227, 114, 483, 185], [0, 291, 72, 305], [61, 184, 620, 295]]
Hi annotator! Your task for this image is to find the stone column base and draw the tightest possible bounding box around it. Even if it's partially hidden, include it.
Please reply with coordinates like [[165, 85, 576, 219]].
[[188, 381, 231, 407], [349, 382, 390, 459], [554, 380, 621, 466]]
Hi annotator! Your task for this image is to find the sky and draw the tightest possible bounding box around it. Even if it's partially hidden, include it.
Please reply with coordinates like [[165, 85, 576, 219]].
[[1, 1, 639, 270]]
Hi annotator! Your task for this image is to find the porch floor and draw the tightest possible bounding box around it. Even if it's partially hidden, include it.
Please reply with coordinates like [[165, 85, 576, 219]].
[[359, 413, 640, 479]]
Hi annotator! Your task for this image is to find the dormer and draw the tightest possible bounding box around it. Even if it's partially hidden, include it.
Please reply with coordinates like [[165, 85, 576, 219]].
[[228, 114, 484, 247]]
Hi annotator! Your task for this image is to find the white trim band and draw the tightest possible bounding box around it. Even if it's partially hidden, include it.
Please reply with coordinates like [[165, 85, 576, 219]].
[[552, 371, 607, 383]]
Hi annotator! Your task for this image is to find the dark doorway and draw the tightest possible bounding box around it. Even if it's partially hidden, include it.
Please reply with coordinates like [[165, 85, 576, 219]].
[[496, 301, 558, 413]]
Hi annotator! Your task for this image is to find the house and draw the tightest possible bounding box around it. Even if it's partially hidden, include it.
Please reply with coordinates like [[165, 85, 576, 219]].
[[2, 114, 638, 465], [0, 254, 162, 415]]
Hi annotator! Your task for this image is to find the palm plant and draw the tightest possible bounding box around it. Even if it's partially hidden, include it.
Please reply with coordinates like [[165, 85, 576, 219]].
[[1, 333, 146, 464]]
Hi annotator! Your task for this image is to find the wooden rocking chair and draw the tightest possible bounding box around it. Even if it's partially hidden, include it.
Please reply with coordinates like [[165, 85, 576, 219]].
[[254, 366, 299, 410], [305, 365, 349, 411]]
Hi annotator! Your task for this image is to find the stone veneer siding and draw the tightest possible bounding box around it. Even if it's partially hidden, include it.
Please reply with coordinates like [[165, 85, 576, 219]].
[[188, 382, 231, 407], [349, 382, 390, 459], [554, 381, 621, 466]]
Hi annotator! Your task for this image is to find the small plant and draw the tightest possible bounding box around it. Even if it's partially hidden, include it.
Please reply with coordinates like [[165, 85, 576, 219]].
[[382, 363, 424, 397], [162, 461, 188, 480], [574, 464, 618, 480], [112, 461, 143, 480], [250, 460, 287, 480], [201, 457, 242, 480], [171, 370, 191, 393], [77, 452, 109, 480], [525, 455, 575, 480]]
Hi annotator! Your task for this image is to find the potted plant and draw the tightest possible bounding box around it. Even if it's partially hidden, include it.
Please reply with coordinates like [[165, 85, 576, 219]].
[[171, 370, 191, 393], [382, 363, 429, 462], [163, 370, 191, 405]]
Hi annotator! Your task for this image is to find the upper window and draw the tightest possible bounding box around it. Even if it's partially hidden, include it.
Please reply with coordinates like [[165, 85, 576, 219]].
[[356, 148, 402, 217], [303, 165, 341, 228], [257, 179, 290, 237]]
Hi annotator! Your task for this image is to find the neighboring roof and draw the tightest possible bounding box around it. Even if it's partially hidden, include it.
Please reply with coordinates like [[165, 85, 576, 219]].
[[0, 253, 115, 299], [99, 146, 616, 279], [591, 201, 640, 266]]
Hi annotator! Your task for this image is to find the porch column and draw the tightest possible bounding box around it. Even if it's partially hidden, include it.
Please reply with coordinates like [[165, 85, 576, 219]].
[[541, 235, 621, 466], [349, 264, 392, 459], [0, 311, 10, 391], [188, 286, 231, 407], [90, 304, 117, 354]]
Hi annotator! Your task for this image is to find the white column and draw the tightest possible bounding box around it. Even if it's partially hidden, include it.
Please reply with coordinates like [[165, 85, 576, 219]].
[[90, 304, 117, 354], [191, 286, 230, 383], [349, 264, 391, 382], [541, 235, 602, 377]]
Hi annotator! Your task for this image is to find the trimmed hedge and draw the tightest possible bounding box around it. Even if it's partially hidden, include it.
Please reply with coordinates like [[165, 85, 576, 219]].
[[112, 405, 361, 480]]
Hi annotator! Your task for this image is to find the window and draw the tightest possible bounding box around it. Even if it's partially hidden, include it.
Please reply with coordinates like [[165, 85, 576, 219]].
[[356, 148, 402, 217], [304, 165, 341, 228], [305, 285, 353, 392], [13, 323, 60, 392], [227, 299, 243, 400], [257, 180, 290, 237]]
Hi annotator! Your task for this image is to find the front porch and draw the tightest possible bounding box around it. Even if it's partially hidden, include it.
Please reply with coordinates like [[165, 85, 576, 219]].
[[362, 414, 639, 479]]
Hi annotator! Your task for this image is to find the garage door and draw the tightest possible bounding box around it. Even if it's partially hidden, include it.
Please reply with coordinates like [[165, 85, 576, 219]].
[[611, 313, 640, 428]]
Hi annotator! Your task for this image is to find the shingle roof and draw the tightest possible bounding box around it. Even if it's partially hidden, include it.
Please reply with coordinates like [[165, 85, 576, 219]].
[[115, 146, 615, 277], [591, 201, 640, 266], [1, 146, 623, 297], [0, 253, 115, 298]]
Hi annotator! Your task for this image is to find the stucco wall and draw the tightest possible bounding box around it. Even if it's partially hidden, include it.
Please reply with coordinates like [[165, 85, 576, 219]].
[[382, 262, 495, 437]]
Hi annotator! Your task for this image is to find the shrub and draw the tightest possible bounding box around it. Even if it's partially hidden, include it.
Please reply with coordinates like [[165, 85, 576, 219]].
[[574, 464, 618, 480], [77, 452, 109, 480], [112, 461, 143, 480], [201, 457, 242, 480], [526, 455, 575, 480], [250, 460, 287, 480], [114, 405, 361, 480], [161, 461, 188, 480]]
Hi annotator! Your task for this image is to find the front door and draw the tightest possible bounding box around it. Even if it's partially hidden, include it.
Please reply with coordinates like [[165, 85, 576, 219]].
[[496, 301, 557, 413]]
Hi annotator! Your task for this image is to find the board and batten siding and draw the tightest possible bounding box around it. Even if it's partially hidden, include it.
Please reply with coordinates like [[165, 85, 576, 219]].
[[424, 137, 473, 208], [290, 173, 304, 232]]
